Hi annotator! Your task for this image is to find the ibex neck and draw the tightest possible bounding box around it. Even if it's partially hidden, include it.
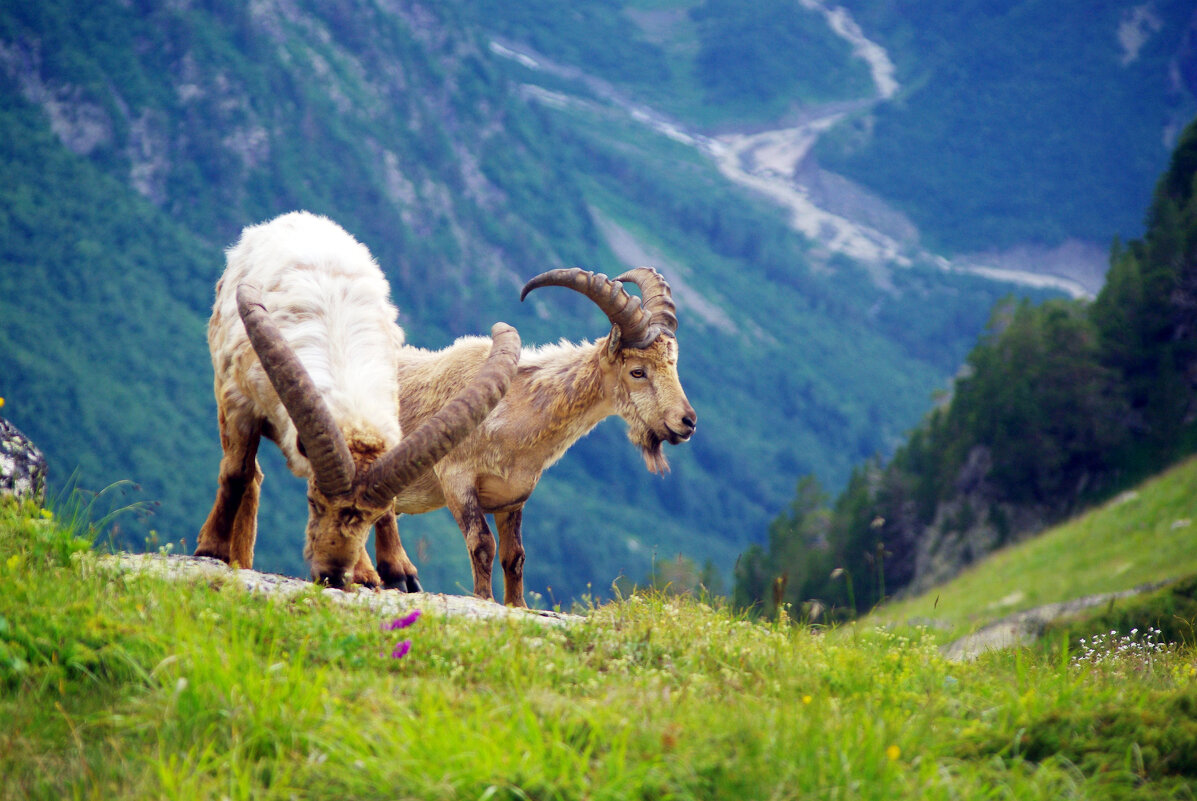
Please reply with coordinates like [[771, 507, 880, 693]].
[[521, 339, 613, 452]]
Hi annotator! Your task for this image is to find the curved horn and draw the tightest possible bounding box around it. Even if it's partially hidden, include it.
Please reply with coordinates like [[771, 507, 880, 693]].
[[615, 267, 678, 334], [356, 322, 522, 508], [520, 268, 657, 348], [236, 283, 356, 497]]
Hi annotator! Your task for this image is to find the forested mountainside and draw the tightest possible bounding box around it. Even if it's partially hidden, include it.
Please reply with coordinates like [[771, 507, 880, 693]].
[[822, 0, 1197, 253], [0, 0, 1188, 602], [737, 118, 1197, 617]]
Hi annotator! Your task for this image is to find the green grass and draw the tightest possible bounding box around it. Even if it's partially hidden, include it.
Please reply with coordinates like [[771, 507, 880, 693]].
[[2, 496, 1196, 800], [867, 456, 1197, 644]]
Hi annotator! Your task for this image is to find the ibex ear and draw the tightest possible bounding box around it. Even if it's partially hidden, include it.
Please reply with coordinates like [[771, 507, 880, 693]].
[[605, 325, 622, 361]]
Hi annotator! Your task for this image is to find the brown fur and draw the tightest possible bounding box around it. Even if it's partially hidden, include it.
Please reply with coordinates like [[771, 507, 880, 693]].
[[359, 328, 696, 606], [196, 402, 396, 588]]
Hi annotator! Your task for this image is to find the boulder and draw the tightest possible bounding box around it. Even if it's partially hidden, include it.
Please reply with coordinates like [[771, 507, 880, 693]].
[[0, 417, 48, 504]]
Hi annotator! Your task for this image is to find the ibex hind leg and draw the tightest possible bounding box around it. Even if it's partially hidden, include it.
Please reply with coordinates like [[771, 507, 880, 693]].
[[227, 461, 263, 569], [196, 411, 262, 568], [368, 511, 423, 592]]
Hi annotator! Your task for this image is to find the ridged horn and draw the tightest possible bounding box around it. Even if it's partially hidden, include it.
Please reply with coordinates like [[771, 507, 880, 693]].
[[236, 283, 355, 497], [356, 322, 522, 508], [520, 268, 657, 348], [615, 267, 678, 334]]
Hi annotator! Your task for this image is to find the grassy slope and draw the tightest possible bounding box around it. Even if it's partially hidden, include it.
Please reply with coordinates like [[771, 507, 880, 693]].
[[2, 497, 1197, 799], [869, 456, 1197, 643]]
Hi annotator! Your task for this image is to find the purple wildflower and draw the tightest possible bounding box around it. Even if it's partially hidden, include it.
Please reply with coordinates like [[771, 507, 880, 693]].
[[390, 639, 412, 660], [383, 609, 422, 631]]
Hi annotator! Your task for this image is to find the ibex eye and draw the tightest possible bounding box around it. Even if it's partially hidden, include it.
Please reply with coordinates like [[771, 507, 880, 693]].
[[630, 368, 647, 379]]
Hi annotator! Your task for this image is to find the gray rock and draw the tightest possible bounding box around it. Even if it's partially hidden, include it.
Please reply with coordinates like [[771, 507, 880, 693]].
[[96, 552, 583, 627], [0, 417, 48, 504], [941, 582, 1165, 661]]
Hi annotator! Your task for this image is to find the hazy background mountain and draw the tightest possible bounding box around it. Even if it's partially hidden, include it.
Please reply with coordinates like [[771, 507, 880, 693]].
[[1, 0, 1192, 602]]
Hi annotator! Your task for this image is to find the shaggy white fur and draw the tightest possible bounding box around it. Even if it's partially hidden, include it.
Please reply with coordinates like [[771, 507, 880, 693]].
[[209, 210, 403, 473]]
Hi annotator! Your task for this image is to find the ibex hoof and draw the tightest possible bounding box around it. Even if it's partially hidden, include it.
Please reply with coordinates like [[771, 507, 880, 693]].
[[315, 571, 354, 592], [376, 560, 422, 592], [382, 573, 423, 593], [193, 546, 230, 564], [353, 566, 383, 589]]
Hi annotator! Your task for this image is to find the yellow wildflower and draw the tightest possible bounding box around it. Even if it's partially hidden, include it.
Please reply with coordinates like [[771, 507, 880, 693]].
[[886, 745, 901, 761], [801, 695, 813, 705]]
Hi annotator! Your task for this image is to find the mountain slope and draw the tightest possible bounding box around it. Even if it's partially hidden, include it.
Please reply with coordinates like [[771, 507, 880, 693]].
[[0, 0, 1139, 601], [821, 0, 1197, 253], [0, 101, 218, 540]]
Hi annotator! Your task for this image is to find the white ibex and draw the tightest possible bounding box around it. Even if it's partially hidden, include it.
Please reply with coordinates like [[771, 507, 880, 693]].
[[194, 211, 520, 588], [354, 267, 697, 606]]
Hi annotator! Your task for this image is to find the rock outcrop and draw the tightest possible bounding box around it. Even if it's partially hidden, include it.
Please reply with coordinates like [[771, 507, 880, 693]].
[[0, 417, 47, 504], [98, 552, 581, 627]]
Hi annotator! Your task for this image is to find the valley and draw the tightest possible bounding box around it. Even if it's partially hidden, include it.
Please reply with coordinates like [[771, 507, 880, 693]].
[[490, 25, 1100, 300]]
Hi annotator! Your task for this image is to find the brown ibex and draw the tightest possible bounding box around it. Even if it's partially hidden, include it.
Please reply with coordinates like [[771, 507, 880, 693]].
[[194, 211, 520, 588], [355, 267, 696, 606]]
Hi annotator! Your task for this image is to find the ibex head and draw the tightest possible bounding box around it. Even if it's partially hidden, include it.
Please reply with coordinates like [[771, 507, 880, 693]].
[[520, 267, 696, 473], [236, 283, 520, 585]]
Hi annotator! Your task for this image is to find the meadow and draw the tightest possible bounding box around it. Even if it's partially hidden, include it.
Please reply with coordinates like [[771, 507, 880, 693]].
[[869, 456, 1197, 646], [1, 493, 1195, 800]]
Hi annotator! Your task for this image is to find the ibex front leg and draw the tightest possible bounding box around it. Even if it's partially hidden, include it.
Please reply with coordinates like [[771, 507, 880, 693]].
[[196, 411, 263, 569], [495, 508, 526, 608], [377, 511, 423, 592], [358, 511, 423, 592], [447, 491, 496, 602]]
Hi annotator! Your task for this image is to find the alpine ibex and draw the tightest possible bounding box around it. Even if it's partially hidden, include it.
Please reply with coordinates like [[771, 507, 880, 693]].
[[194, 211, 520, 588], [355, 267, 696, 606]]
